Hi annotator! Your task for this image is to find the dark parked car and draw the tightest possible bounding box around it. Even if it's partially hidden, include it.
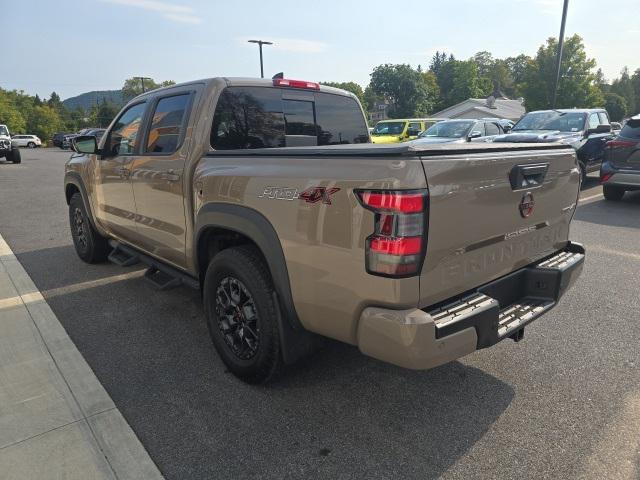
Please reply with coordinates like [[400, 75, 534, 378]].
[[411, 118, 506, 145], [52, 132, 69, 148], [600, 114, 640, 201], [493, 109, 614, 184]]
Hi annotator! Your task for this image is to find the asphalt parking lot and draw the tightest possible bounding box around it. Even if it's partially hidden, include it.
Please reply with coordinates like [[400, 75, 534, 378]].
[[1, 148, 639, 479]]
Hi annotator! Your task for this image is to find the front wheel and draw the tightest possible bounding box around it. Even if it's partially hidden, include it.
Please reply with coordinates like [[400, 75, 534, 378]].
[[579, 163, 587, 188], [203, 246, 282, 384], [603, 185, 625, 201], [27, 142, 36, 148], [69, 193, 110, 263], [8, 148, 21, 164]]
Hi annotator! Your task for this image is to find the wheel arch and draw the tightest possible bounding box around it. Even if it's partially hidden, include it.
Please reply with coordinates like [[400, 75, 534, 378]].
[[64, 172, 100, 232], [194, 203, 316, 365]]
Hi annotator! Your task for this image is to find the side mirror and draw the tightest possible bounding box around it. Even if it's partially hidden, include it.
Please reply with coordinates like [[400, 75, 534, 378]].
[[468, 131, 482, 140], [587, 124, 612, 135], [407, 128, 420, 137], [72, 135, 98, 154], [503, 125, 512, 133]]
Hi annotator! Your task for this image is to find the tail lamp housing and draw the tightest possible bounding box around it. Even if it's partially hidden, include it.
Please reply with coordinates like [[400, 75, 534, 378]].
[[356, 189, 429, 277]]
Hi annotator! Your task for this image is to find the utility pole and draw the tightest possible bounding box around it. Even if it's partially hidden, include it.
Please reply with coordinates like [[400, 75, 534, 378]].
[[135, 76, 152, 93], [248, 40, 273, 78], [552, 0, 569, 109]]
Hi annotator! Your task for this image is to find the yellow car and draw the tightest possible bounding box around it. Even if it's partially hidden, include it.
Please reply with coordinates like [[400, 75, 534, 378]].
[[370, 118, 445, 144]]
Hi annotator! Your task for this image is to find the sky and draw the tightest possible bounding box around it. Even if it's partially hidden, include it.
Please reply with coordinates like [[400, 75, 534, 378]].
[[2, 0, 638, 100]]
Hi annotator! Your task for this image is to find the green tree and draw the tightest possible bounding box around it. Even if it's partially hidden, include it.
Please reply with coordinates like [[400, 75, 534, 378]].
[[523, 35, 603, 111], [604, 93, 628, 121], [369, 64, 438, 118], [122, 77, 176, 101], [321, 81, 368, 111], [0, 89, 27, 132], [89, 99, 121, 128], [611, 67, 636, 115], [27, 105, 63, 141]]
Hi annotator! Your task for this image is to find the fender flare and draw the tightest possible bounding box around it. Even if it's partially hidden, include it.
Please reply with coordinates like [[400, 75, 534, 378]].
[[64, 172, 101, 233], [194, 203, 315, 364], [194, 202, 302, 331]]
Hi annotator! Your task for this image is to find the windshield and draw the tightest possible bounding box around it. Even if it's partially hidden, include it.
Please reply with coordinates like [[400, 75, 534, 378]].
[[0, 126, 8, 136], [372, 121, 405, 135], [513, 111, 586, 132], [419, 121, 474, 138]]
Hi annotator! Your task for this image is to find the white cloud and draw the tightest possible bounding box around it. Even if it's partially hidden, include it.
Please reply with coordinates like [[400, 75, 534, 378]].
[[101, 0, 201, 24], [238, 37, 328, 54]]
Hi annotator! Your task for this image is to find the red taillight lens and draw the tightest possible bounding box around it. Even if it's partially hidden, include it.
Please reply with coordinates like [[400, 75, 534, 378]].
[[606, 139, 637, 149], [601, 172, 613, 183], [356, 189, 428, 277], [273, 78, 320, 90], [358, 191, 424, 213]]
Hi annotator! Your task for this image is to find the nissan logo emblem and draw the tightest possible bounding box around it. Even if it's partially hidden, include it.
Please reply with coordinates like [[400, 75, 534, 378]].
[[519, 193, 535, 218]]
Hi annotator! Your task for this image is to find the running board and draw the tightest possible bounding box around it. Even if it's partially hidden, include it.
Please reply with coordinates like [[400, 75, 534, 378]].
[[107, 240, 199, 291], [108, 245, 140, 266]]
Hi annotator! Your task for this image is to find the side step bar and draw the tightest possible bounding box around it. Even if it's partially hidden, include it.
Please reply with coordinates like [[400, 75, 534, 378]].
[[108, 240, 199, 291]]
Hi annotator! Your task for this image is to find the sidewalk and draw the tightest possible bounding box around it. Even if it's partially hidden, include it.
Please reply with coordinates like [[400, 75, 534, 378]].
[[0, 233, 163, 480]]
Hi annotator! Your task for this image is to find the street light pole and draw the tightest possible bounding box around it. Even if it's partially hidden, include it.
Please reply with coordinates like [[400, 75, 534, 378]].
[[248, 40, 273, 78], [552, 0, 569, 109], [135, 76, 152, 93]]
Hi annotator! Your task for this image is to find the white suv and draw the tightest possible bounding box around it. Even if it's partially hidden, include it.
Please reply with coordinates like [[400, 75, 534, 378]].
[[11, 134, 41, 148]]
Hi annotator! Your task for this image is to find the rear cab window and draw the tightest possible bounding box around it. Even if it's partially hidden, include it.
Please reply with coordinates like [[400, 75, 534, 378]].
[[210, 86, 368, 149]]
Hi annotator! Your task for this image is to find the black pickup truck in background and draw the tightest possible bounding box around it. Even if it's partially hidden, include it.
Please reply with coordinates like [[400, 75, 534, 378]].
[[493, 109, 614, 185]]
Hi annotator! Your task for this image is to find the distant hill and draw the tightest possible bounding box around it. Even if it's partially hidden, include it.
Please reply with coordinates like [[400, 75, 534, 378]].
[[63, 90, 124, 110]]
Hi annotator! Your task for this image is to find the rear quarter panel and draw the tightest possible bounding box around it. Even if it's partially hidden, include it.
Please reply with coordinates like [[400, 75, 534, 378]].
[[194, 154, 426, 344]]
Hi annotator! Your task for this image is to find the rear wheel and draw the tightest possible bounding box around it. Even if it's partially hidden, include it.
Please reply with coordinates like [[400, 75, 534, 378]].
[[603, 185, 625, 201], [203, 246, 282, 384], [69, 193, 110, 263]]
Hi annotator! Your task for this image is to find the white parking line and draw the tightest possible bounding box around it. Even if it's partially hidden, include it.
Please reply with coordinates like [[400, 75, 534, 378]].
[[579, 192, 604, 204]]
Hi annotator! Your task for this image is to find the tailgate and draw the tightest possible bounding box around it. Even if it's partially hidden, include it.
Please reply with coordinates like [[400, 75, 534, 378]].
[[418, 146, 580, 308]]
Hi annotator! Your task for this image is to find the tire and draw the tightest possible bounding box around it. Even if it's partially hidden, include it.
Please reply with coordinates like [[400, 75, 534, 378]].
[[579, 162, 587, 188], [27, 142, 36, 148], [8, 148, 21, 164], [203, 246, 282, 384], [603, 185, 625, 201], [68, 193, 110, 263]]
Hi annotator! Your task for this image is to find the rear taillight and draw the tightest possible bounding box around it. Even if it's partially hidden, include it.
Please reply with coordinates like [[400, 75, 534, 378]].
[[600, 172, 613, 183], [356, 189, 429, 277], [605, 139, 637, 149], [273, 78, 320, 90]]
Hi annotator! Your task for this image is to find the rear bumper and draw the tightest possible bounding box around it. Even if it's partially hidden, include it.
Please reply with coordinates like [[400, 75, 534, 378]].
[[357, 242, 585, 370], [600, 161, 640, 189]]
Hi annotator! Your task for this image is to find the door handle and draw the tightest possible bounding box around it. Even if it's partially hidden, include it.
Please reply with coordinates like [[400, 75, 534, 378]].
[[509, 163, 549, 190], [160, 169, 181, 182]]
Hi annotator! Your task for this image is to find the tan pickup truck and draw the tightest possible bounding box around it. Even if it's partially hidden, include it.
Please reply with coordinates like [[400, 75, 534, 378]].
[[65, 77, 585, 383]]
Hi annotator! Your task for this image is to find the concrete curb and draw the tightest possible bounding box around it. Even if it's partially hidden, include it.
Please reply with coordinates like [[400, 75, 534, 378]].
[[0, 233, 164, 479]]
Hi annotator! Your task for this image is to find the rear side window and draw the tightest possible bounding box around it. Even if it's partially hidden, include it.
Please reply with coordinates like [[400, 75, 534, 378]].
[[598, 112, 610, 125], [211, 87, 285, 149], [145, 94, 190, 154], [485, 122, 500, 135], [620, 119, 640, 139], [210, 86, 369, 149]]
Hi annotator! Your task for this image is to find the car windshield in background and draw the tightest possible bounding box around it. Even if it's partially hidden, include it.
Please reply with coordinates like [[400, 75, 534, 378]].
[[513, 112, 586, 132], [0, 126, 8, 136], [420, 121, 474, 138], [372, 122, 405, 135]]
